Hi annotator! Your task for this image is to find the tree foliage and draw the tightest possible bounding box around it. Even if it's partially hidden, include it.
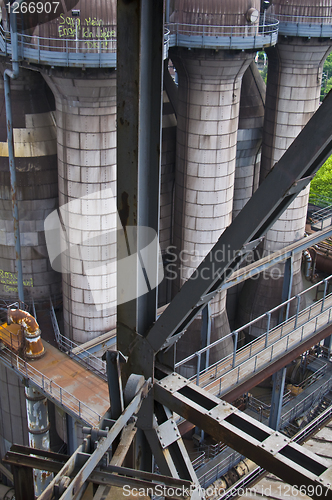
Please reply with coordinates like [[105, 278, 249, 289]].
[[310, 155, 332, 206], [321, 52, 332, 101]]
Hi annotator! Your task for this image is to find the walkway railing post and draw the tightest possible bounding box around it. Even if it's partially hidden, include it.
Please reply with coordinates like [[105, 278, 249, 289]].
[[196, 353, 201, 385], [321, 278, 329, 312], [295, 295, 300, 328], [265, 312, 271, 347], [232, 331, 238, 368]]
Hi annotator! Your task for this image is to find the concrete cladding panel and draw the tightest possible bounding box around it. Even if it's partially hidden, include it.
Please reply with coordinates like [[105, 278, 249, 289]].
[[170, 0, 261, 25], [43, 68, 117, 344], [171, 47, 254, 372], [0, 65, 61, 304]]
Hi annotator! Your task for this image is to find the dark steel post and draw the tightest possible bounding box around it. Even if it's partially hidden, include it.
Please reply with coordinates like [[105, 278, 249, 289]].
[[4, 12, 24, 302], [117, 0, 164, 379], [11, 464, 34, 500], [269, 367, 287, 430]]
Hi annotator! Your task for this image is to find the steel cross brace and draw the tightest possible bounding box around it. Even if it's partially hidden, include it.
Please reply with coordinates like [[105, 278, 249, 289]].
[[154, 373, 332, 500], [37, 379, 151, 500], [4, 446, 194, 500], [124, 89, 332, 380]]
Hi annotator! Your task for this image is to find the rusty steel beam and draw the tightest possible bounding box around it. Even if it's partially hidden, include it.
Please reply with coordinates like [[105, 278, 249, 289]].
[[154, 373, 332, 500], [38, 379, 150, 500], [4, 445, 192, 500]]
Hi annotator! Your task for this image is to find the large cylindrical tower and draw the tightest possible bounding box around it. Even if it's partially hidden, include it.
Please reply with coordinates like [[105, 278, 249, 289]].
[[167, 0, 275, 373], [238, 0, 332, 336], [26, 0, 118, 344], [0, 66, 60, 305], [43, 67, 117, 344]]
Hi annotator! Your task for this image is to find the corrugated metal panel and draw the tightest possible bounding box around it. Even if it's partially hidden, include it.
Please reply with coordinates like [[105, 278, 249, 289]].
[[171, 0, 260, 27], [272, 0, 332, 20], [3, 0, 117, 50]]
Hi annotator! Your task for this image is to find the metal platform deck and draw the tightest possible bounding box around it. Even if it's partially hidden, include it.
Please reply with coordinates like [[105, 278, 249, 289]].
[[0, 340, 110, 426]]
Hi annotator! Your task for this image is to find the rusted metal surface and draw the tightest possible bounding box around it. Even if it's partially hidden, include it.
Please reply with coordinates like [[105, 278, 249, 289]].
[[25, 385, 53, 495], [7, 308, 45, 358], [271, 0, 332, 20], [0, 322, 23, 352], [30, 341, 110, 420], [170, 0, 260, 27], [2, 0, 117, 47], [38, 380, 150, 500]]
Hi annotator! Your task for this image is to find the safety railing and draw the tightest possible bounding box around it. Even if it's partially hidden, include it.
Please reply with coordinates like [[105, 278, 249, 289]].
[[0, 24, 170, 68], [279, 377, 332, 430], [310, 205, 332, 231], [0, 344, 102, 426], [247, 395, 271, 421], [274, 14, 332, 37], [50, 300, 107, 381], [176, 274, 332, 396], [166, 15, 278, 50], [191, 451, 206, 471], [199, 450, 244, 488], [247, 358, 330, 423]]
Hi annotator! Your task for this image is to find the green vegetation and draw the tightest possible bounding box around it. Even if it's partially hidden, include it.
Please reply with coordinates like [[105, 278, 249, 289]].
[[254, 50, 332, 206], [256, 51, 268, 83], [320, 52, 332, 102], [309, 155, 332, 207], [311, 52, 332, 206]]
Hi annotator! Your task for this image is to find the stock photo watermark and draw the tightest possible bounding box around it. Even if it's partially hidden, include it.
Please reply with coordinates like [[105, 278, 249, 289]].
[[44, 187, 284, 309]]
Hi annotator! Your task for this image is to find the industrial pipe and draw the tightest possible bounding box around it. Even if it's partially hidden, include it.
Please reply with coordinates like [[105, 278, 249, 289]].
[[303, 250, 312, 280], [4, 11, 24, 303], [25, 386, 53, 496], [7, 308, 45, 358], [0, 485, 15, 500]]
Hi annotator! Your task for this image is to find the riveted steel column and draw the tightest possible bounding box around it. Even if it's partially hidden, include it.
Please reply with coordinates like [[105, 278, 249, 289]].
[[117, 0, 164, 375], [25, 385, 53, 496]]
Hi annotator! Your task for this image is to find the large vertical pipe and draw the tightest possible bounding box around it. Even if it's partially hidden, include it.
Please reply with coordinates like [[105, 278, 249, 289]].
[[25, 386, 52, 495], [170, 48, 253, 375], [3, 12, 23, 303]]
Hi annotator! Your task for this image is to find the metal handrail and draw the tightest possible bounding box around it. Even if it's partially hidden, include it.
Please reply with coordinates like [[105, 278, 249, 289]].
[[0, 344, 102, 425], [199, 450, 244, 488], [0, 24, 170, 67], [279, 378, 332, 429], [176, 275, 332, 391], [49, 300, 107, 380], [274, 14, 332, 25], [166, 16, 279, 38]]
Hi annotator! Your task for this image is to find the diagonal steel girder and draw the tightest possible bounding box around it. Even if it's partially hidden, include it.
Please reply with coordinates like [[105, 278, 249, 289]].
[[154, 373, 332, 500], [132, 90, 332, 367]]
